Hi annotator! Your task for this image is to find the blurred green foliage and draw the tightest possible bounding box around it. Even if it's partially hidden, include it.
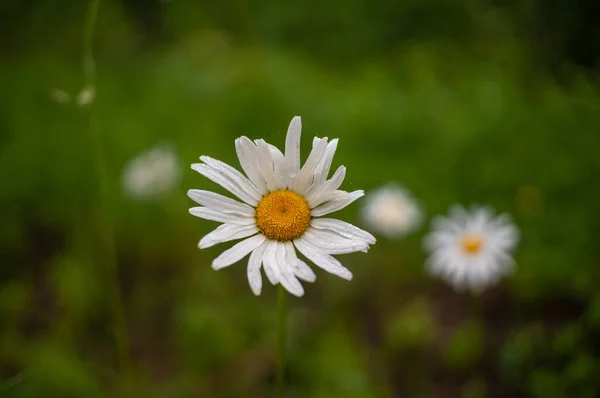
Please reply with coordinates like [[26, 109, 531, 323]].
[[444, 319, 484, 371], [2, 0, 600, 397]]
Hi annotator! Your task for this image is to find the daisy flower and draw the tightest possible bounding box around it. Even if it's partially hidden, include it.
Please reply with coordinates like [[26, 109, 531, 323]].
[[361, 183, 422, 239], [188, 116, 376, 297], [76, 85, 96, 107], [49, 88, 71, 104], [122, 144, 181, 200], [423, 205, 519, 293]]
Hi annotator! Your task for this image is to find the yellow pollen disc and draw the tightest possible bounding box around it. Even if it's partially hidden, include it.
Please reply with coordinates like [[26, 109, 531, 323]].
[[461, 234, 483, 254], [255, 190, 311, 241]]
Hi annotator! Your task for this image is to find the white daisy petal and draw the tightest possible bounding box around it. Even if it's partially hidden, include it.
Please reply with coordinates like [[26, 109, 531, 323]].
[[235, 137, 269, 194], [189, 207, 255, 225], [448, 205, 469, 225], [312, 138, 338, 186], [293, 137, 328, 194], [268, 144, 289, 189], [302, 228, 369, 254], [187, 189, 255, 216], [423, 231, 457, 251], [431, 215, 463, 234], [307, 189, 346, 208], [306, 165, 346, 207], [311, 218, 376, 245], [247, 241, 268, 295], [493, 250, 516, 271], [311, 190, 364, 216], [199, 223, 259, 249], [423, 205, 520, 293], [468, 206, 493, 232], [263, 240, 281, 285], [283, 241, 316, 282], [498, 226, 520, 250], [294, 238, 353, 280], [199, 156, 263, 200], [191, 163, 259, 206], [285, 116, 302, 175], [292, 259, 317, 282], [212, 234, 266, 270], [489, 218, 520, 250], [322, 165, 346, 191], [254, 139, 279, 192], [276, 242, 304, 297]]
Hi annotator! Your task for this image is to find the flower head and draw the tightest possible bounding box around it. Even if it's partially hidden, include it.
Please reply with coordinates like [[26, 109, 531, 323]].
[[49, 88, 71, 104], [76, 85, 95, 107], [122, 145, 181, 200], [188, 116, 376, 297], [361, 183, 422, 239], [423, 205, 519, 293]]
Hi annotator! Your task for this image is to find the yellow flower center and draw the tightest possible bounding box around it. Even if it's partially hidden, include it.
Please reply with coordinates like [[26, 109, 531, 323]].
[[461, 234, 483, 254], [255, 190, 311, 241]]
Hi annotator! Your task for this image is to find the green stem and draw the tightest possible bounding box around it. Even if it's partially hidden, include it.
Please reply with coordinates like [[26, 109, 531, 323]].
[[82, 0, 133, 385], [91, 113, 133, 382], [83, 0, 100, 86], [276, 285, 288, 398]]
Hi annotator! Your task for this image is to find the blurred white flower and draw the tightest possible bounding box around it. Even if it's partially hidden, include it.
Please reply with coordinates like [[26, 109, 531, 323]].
[[49, 88, 71, 104], [188, 116, 375, 297], [76, 85, 95, 107], [361, 183, 422, 239], [423, 205, 519, 293], [122, 145, 181, 200]]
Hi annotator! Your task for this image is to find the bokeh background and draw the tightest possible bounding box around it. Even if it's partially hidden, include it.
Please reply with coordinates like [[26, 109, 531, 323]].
[[2, 0, 600, 397]]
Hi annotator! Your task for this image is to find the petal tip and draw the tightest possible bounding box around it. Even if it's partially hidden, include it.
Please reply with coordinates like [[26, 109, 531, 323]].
[[198, 239, 213, 249], [287, 286, 305, 297]]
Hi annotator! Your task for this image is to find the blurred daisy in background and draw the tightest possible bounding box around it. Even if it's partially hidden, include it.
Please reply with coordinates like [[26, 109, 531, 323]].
[[122, 144, 181, 200], [76, 85, 96, 107], [49, 88, 71, 104], [188, 116, 375, 297], [49, 85, 96, 106], [361, 183, 422, 239], [423, 205, 519, 293]]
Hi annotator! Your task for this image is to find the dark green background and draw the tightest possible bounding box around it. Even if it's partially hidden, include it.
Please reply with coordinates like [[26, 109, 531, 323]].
[[2, 0, 600, 397]]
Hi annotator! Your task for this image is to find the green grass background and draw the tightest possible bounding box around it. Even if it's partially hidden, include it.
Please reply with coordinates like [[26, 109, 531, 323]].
[[1, 0, 600, 397]]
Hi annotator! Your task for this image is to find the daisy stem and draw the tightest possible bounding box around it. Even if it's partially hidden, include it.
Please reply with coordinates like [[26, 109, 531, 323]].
[[82, 0, 134, 388], [275, 285, 288, 398], [83, 0, 99, 86]]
